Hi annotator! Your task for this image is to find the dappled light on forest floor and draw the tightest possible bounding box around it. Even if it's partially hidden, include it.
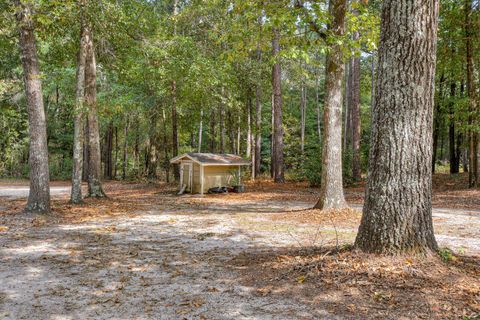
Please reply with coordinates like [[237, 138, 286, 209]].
[[230, 247, 480, 319], [0, 177, 479, 318]]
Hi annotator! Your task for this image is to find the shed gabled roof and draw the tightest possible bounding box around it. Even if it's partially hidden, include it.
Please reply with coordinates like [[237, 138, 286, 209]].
[[170, 153, 251, 166]]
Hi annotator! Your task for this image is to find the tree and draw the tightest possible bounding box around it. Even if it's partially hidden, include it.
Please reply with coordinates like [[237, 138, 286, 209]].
[[314, 0, 348, 209], [465, 0, 478, 187], [15, 0, 51, 214], [84, 26, 106, 198], [272, 28, 285, 183], [71, 18, 88, 204], [355, 0, 439, 254]]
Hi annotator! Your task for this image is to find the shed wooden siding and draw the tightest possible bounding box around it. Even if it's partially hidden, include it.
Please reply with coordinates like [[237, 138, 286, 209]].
[[192, 163, 201, 193]]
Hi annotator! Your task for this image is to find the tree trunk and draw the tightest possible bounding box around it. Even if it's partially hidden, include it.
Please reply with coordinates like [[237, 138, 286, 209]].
[[449, 81, 460, 174], [210, 108, 216, 152], [237, 114, 241, 155], [315, 75, 322, 144], [272, 29, 284, 183], [104, 122, 113, 179], [270, 94, 275, 178], [247, 95, 252, 159], [84, 26, 105, 198], [300, 83, 307, 155], [161, 108, 170, 182], [355, 0, 439, 254], [227, 110, 235, 153], [465, 0, 478, 187], [343, 62, 350, 153], [314, 0, 348, 209], [432, 73, 445, 173], [15, 1, 51, 213], [71, 20, 88, 204], [82, 121, 89, 181], [122, 117, 129, 180], [220, 88, 225, 153], [255, 84, 262, 177], [113, 126, 118, 179], [171, 0, 179, 180], [147, 119, 158, 180], [351, 33, 361, 181], [198, 109, 203, 153]]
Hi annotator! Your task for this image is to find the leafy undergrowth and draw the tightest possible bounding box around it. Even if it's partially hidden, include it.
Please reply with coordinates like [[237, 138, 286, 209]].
[[230, 247, 480, 319]]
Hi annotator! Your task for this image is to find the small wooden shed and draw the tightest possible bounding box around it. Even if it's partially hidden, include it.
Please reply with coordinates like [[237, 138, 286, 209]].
[[170, 153, 251, 194]]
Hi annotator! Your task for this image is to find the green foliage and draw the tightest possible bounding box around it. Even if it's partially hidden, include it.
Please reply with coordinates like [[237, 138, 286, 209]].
[[438, 247, 455, 262]]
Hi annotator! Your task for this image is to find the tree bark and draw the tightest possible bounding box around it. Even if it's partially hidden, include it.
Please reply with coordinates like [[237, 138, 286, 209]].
[[355, 0, 439, 254], [84, 26, 105, 198], [15, 0, 51, 213], [255, 83, 262, 177], [314, 0, 348, 209], [272, 29, 284, 183], [449, 81, 460, 174], [315, 74, 322, 144], [432, 73, 445, 173], [161, 108, 170, 182], [104, 122, 114, 179], [247, 95, 252, 159], [210, 108, 216, 152], [198, 109, 203, 153], [350, 33, 361, 181], [113, 126, 118, 179], [300, 83, 307, 155], [71, 19, 88, 204], [171, 0, 179, 180], [147, 110, 158, 180], [220, 88, 225, 153], [465, 0, 478, 187], [122, 117, 129, 180]]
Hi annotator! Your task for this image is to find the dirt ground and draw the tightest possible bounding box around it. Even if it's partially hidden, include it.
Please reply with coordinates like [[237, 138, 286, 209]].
[[0, 174, 479, 319]]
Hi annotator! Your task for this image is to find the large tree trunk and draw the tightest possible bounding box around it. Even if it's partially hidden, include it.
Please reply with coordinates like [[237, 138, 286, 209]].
[[85, 26, 106, 198], [465, 0, 478, 187], [314, 0, 348, 209], [272, 29, 284, 183], [71, 21, 88, 204], [15, 1, 51, 213], [355, 0, 439, 254]]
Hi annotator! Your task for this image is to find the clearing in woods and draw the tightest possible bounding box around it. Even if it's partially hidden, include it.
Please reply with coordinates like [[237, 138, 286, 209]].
[[0, 174, 479, 319]]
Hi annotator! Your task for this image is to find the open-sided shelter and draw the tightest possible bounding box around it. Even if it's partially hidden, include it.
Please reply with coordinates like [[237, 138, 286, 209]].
[[170, 153, 251, 194]]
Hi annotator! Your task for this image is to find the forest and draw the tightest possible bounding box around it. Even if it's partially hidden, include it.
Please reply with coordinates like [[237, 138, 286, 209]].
[[0, 0, 479, 319]]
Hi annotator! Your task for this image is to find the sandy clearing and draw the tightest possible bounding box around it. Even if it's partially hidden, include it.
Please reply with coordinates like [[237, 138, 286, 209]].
[[0, 183, 479, 319]]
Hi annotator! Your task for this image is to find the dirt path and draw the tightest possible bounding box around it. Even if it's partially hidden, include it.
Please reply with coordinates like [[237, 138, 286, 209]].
[[0, 182, 479, 319]]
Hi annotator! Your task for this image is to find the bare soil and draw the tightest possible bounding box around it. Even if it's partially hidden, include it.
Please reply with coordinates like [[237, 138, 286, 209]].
[[0, 174, 479, 319]]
